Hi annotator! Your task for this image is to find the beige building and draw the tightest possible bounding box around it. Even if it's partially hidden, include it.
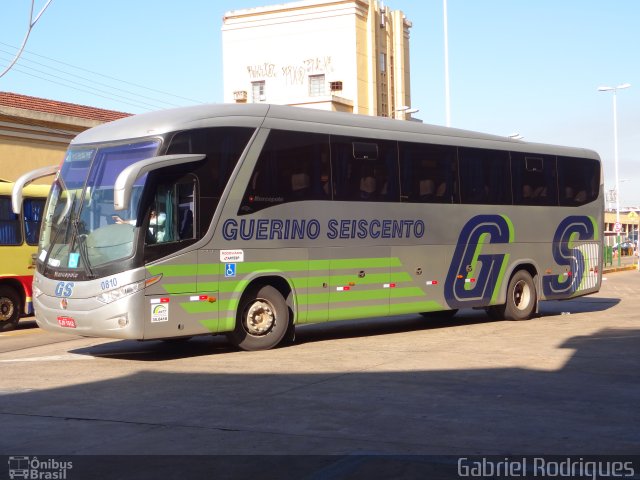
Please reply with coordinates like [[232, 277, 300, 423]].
[[604, 210, 639, 242], [0, 91, 129, 183], [222, 0, 413, 118]]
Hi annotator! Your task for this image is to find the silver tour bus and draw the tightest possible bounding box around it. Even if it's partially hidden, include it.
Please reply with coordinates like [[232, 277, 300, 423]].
[[13, 104, 603, 350]]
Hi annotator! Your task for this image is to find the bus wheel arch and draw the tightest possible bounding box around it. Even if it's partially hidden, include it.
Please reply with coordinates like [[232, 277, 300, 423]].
[[487, 264, 539, 321], [227, 276, 294, 351], [0, 283, 22, 331]]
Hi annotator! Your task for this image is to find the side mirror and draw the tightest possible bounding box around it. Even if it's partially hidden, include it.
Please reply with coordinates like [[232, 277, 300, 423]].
[[113, 154, 205, 211], [11, 164, 58, 214]]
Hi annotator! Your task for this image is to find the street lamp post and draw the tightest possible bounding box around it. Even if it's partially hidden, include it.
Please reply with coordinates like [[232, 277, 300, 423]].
[[598, 82, 631, 266], [443, 0, 451, 127], [394, 105, 419, 120]]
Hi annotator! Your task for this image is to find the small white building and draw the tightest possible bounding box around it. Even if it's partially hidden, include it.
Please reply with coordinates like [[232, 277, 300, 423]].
[[222, 0, 413, 118]]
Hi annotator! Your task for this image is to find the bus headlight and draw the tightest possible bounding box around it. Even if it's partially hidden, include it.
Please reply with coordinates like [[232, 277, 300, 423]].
[[95, 274, 162, 305], [32, 284, 43, 298], [96, 280, 144, 304]]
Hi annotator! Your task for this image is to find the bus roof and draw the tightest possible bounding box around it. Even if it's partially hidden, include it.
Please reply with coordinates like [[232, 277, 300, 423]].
[[0, 180, 50, 197], [71, 103, 599, 159]]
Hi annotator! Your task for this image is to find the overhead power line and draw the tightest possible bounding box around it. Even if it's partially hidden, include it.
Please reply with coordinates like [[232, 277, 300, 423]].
[[0, 0, 54, 79], [0, 50, 183, 110], [0, 41, 206, 105]]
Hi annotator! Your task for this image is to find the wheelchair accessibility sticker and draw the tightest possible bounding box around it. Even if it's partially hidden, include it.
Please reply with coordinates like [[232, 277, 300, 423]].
[[225, 263, 236, 278]]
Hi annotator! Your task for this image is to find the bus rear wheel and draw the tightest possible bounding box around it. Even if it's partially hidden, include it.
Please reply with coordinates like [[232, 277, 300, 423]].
[[487, 270, 536, 321], [0, 286, 21, 332], [227, 284, 289, 351]]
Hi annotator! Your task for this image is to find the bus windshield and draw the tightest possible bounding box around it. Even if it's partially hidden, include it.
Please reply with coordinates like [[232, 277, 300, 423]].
[[40, 140, 160, 273]]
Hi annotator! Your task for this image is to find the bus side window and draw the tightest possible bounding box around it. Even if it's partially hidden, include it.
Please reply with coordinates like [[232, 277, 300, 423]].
[[331, 136, 398, 202], [557, 156, 600, 206], [147, 176, 196, 245], [399, 142, 456, 203], [458, 148, 511, 205], [23, 198, 46, 245], [512, 153, 557, 206], [0, 196, 22, 245], [239, 130, 330, 214]]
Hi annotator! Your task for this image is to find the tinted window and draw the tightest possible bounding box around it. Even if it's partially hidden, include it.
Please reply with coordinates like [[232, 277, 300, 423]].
[[24, 198, 46, 245], [167, 126, 254, 227], [147, 176, 196, 245], [0, 196, 21, 246], [512, 152, 558, 206], [459, 148, 512, 205], [240, 130, 330, 214], [331, 136, 399, 202], [399, 142, 457, 203], [557, 156, 600, 206]]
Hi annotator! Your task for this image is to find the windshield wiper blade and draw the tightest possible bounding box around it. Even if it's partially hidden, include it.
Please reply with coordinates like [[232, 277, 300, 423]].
[[73, 223, 95, 279], [42, 191, 77, 276]]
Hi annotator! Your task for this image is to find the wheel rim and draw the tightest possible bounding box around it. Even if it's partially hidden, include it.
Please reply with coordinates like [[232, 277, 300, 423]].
[[0, 297, 15, 322], [243, 299, 276, 336], [512, 280, 531, 311]]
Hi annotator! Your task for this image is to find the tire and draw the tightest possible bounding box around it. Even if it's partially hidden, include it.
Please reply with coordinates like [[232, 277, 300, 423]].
[[227, 284, 290, 351], [420, 309, 458, 320], [0, 286, 21, 332], [489, 270, 537, 321]]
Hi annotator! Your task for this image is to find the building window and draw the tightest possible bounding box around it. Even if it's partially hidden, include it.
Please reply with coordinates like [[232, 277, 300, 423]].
[[309, 74, 325, 97], [330, 81, 343, 93], [379, 53, 386, 73], [251, 81, 265, 102]]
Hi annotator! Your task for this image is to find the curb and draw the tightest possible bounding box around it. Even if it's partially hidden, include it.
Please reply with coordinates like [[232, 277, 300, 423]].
[[603, 264, 638, 274]]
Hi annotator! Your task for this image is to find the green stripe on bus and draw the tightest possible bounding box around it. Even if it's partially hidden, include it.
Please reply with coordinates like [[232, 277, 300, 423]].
[[390, 301, 444, 315], [491, 253, 510, 305], [199, 318, 235, 333], [147, 264, 197, 277], [589, 216, 599, 241], [219, 317, 235, 332], [501, 214, 515, 243], [157, 257, 402, 278], [180, 302, 218, 314], [216, 299, 240, 311], [164, 283, 198, 294], [298, 286, 426, 305], [218, 280, 250, 293], [200, 319, 218, 331], [390, 287, 430, 299]]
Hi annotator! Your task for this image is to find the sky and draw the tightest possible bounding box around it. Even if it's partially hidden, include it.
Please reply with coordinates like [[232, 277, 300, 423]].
[[1, 0, 639, 206]]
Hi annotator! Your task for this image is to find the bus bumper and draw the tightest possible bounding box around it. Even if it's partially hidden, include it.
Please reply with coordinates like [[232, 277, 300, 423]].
[[33, 290, 146, 339]]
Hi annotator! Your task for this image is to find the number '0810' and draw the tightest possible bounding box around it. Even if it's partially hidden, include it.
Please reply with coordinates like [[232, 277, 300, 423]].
[[100, 278, 118, 290]]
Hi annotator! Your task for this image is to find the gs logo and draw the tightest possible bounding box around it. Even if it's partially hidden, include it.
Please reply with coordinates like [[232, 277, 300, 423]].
[[54, 281, 75, 297], [542, 216, 597, 299], [444, 214, 514, 309]]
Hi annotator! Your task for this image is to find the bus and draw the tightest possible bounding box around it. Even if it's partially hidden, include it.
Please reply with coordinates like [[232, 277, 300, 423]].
[[12, 104, 603, 350], [1, 179, 49, 331]]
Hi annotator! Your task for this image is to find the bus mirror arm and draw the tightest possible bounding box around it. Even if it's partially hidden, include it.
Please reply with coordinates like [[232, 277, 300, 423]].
[[11, 164, 59, 214], [113, 154, 205, 211]]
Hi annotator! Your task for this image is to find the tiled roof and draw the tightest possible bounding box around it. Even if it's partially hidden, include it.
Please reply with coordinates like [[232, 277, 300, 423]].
[[0, 91, 131, 122]]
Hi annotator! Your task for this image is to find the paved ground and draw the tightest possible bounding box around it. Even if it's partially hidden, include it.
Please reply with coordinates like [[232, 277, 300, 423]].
[[0, 270, 638, 457]]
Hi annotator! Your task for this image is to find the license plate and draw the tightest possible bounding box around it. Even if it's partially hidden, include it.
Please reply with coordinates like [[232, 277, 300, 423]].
[[57, 316, 76, 328]]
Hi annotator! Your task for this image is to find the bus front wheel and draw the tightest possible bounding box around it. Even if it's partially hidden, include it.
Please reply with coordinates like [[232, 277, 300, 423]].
[[0, 286, 21, 331], [227, 284, 289, 351], [487, 270, 536, 321]]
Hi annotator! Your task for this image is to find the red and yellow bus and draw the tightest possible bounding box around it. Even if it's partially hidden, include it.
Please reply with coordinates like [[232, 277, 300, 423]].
[[0, 179, 49, 330]]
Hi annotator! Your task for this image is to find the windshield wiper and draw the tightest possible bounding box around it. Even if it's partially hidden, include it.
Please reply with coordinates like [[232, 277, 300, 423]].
[[73, 223, 95, 279], [42, 191, 77, 277]]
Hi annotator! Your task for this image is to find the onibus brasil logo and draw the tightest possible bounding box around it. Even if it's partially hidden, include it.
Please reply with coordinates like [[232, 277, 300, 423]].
[[8, 456, 72, 479]]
